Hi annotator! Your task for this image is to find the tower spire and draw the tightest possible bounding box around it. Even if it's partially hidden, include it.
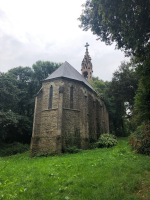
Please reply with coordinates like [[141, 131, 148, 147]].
[[81, 43, 93, 81]]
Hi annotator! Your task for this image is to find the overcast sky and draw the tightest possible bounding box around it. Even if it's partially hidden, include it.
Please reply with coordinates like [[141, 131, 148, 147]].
[[0, 0, 130, 81]]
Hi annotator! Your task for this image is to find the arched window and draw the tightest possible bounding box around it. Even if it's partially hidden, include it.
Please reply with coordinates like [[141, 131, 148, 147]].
[[70, 85, 73, 109], [49, 85, 53, 108], [83, 71, 88, 79]]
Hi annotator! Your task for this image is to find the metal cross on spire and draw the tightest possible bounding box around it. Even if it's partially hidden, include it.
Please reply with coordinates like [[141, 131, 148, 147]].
[[85, 42, 89, 49]]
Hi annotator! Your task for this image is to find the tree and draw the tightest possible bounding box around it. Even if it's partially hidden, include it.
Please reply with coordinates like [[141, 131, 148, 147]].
[[92, 60, 139, 136], [79, 0, 150, 127], [8, 67, 34, 117], [79, 0, 150, 58], [108, 61, 139, 135], [0, 61, 62, 144], [134, 78, 150, 123], [111, 60, 139, 111], [91, 77, 106, 94], [0, 72, 20, 112], [32, 60, 62, 92]]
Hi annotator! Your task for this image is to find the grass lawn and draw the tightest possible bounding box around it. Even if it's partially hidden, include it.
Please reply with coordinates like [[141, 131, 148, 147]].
[[0, 138, 150, 200]]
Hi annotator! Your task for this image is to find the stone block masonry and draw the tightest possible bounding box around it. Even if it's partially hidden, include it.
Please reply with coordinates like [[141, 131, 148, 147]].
[[30, 48, 109, 156], [30, 77, 109, 156]]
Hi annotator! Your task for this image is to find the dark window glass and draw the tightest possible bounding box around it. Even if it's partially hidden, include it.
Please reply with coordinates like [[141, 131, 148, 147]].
[[49, 85, 53, 108], [70, 85, 73, 109]]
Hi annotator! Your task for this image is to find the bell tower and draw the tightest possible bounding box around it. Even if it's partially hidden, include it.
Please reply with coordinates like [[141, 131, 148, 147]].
[[81, 43, 93, 81]]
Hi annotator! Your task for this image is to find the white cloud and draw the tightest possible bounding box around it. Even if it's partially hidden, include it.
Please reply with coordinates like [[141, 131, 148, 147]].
[[0, 0, 130, 81]]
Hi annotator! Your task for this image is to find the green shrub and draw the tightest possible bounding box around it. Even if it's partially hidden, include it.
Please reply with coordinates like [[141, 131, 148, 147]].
[[97, 133, 118, 148], [66, 146, 82, 154], [129, 123, 150, 155], [0, 142, 29, 157], [33, 150, 56, 157], [89, 142, 98, 149]]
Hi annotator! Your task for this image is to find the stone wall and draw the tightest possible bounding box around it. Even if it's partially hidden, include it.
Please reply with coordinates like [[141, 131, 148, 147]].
[[61, 79, 109, 151], [30, 79, 63, 156], [30, 78, 109, 156]]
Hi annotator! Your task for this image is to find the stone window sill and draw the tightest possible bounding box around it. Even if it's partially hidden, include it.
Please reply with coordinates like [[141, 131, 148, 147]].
[[63, 108, 80, 112], [42, 108, 58, 112]]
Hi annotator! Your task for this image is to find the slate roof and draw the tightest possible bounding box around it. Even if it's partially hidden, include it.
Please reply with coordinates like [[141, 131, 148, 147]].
[[44, 61, 94, 91]]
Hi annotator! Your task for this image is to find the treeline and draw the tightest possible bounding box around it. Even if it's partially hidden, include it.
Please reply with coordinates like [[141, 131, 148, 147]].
[[0, 61, 62, 144], [1, 58, 138, 144], [0, 57, 139, 144]]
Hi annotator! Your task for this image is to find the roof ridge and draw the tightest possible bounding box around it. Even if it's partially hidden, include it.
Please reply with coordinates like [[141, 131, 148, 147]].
[[62, 61, 67, 77], [64, 61, 91, 86]]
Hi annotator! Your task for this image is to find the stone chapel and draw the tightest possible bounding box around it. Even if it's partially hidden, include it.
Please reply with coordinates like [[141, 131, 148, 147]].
[[30, 43, 109, 156]]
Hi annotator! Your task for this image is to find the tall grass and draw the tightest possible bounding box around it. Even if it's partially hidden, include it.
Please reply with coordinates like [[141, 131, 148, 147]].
[[0, 138, 150, 200]]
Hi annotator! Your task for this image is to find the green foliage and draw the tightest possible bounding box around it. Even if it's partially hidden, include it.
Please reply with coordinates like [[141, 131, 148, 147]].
[[91, 77, 106, 94], [134, 77, 150, 123], [129, 123, 150, 155], [92, 60, 138, 136], [0, 72, 20, 111], [66, 146, 82, 154], [89, 141, 98, 149], [0, 111, 32, 143], [34, 150, 56, 157], [62, 129, 81, 152], [111, 60, 139, 110], [107, 60, 139, 136], [79, 0, 150, 58], [0, 138, 150, 199], [32, 60, 62, 91], [79, 0, 150, 134], [97, 133, 118, 148], [32, 60, 61, 80], [0, 142, 29, 157], [74, 128, 81, 149], [0, 61, 61, 144]]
